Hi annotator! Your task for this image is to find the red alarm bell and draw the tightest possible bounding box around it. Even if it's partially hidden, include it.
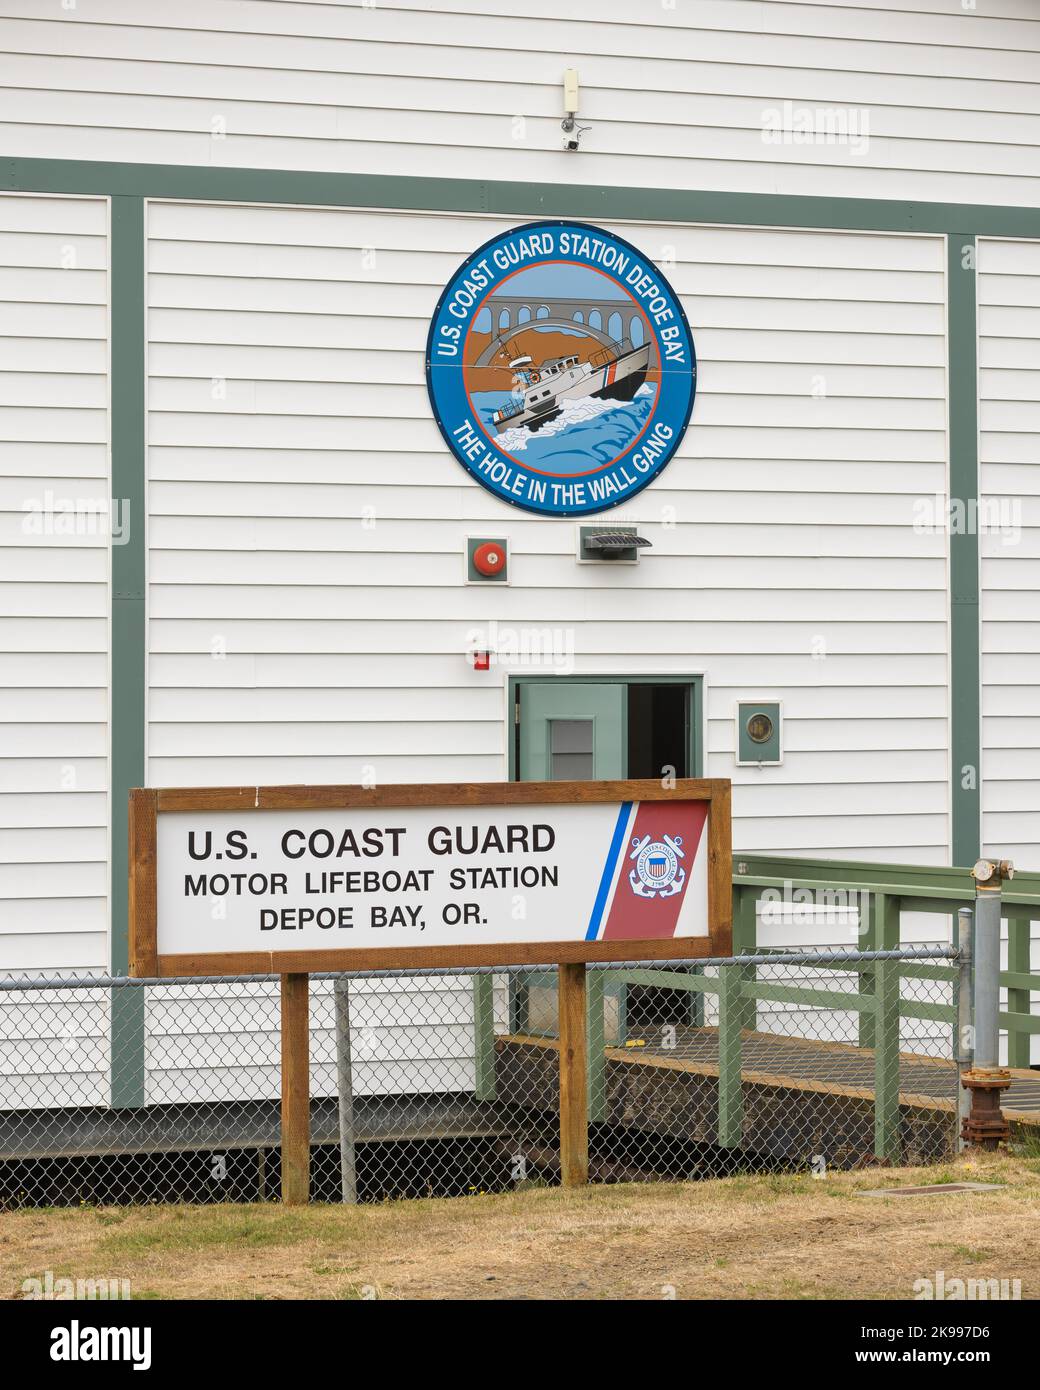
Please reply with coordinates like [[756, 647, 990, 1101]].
[[472, 542, 506, 578]]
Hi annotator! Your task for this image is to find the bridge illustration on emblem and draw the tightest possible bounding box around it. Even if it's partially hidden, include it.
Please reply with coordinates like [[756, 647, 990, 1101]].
[[427, 222, 697, 517]]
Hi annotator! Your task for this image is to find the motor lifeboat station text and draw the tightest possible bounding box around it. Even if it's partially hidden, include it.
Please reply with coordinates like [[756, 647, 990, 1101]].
[[180, 821, 560, 934]]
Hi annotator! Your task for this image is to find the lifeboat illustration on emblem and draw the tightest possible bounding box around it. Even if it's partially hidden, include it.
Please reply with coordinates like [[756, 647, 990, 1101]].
[[490, 335, 653, 434]]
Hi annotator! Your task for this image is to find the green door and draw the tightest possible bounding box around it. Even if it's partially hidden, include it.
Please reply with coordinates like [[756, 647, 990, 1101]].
[[518, 682, 626, 781]]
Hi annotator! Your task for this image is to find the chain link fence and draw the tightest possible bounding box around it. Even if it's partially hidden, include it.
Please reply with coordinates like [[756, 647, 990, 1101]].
[[0, 947, 960, 1208]]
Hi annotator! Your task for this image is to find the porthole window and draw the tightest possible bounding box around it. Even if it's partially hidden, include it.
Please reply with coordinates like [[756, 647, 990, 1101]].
[[746, 712, 774, 744]]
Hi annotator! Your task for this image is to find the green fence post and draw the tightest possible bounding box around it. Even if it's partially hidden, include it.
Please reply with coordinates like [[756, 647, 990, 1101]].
[[473, 974, 496, 1101], [874, 958, 902, 1163], [1007, 917, 1032, 1070], [717, 963, 743, 1147], [858, 890, 878, 1050], [872, 893, 902, 1163], [716, 885, 758, 1148], [587, 970, 606, 1123]]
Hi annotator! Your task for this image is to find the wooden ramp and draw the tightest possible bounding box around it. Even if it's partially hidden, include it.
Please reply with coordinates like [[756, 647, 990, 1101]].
[[496, 1027, 1040, 1167]]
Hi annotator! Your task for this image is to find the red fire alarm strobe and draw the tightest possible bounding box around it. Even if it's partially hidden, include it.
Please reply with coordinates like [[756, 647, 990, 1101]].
[[472, 542, 506, 578], [471, 650, 492, 671]]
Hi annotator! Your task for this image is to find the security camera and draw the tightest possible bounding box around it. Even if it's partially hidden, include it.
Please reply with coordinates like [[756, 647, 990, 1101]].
[[561, 115, 586, 152]]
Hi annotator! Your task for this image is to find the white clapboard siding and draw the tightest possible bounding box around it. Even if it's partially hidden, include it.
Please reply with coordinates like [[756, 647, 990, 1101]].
[[0, 193, 109, 989], [979, 237, 1040, 872], [146, 202, 949, 871], [143, 976, 509, 1104], [1, 1, 1040, 205], [0, 981, 111, 1110]]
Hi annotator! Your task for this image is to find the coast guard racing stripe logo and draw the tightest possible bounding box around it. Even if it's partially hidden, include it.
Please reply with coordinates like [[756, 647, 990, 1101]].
[[585, 800, 708, 942]]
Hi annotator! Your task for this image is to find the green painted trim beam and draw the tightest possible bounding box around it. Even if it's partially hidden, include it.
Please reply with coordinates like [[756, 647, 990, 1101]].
[[949, 232, 981, 870], [894, 964, 958, 984], [1000, 900, 1040, 917], [734, 856, 973, 891], [1000, 1010, 1040, 1036], [898, 896, 976, 914], [731, 861, 1040, 914], [109, 196, 145, 1110], [898, 1001, 957, 1025], [735, 872, 972, 902], [1001, 970, 1040, 994], [742, 983, 874, 1013], [1007, 872, 1040, 894], [5, 159, 1040, 237]]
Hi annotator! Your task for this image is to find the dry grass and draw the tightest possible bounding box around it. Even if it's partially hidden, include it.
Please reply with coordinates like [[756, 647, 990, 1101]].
[[2, 1152, 1038, 1301]]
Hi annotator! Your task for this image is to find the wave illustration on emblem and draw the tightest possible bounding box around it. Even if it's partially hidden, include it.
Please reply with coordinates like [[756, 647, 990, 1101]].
[[477, 383, 657, 469]]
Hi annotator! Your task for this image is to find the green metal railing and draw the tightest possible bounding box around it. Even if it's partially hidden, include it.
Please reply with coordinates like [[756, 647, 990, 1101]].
[[480, 856, 1040, 1159], [734, 855, 1040, 1069]]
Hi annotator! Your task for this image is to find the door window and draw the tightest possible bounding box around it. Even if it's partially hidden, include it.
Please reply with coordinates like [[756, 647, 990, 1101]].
[[549, 719, 595, 780]]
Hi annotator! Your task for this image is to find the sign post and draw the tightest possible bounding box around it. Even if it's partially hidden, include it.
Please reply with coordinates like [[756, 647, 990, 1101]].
[[558, 962, 589, 1187], [280, 973, 310, 1206], [128, 779, 731, 1201]]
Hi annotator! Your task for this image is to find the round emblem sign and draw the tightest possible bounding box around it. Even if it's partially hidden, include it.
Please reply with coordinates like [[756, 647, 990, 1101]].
[[426, 220, 696, 517]]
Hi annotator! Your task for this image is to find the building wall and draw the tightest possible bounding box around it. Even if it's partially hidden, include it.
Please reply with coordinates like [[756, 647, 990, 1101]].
[[146, 199, 950, 862], [142, 976, 508, 1104], [0, 192, 110, 978], [979, 236, 1040, 870], [1, 0, 1039, 205], [1, 1, 1038, 1103]]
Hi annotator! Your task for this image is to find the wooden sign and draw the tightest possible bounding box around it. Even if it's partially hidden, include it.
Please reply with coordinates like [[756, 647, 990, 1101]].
[[128, 779, 732, 977]]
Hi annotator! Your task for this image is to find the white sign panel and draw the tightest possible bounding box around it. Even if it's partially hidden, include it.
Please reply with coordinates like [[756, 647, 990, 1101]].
[[156, 798, 711, 959]]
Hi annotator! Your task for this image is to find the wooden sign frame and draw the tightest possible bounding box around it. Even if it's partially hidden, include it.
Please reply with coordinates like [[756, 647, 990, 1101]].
[[128, 778, 731, 978]]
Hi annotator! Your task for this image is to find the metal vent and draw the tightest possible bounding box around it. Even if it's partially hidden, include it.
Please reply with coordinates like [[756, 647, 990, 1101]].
[[585, 531, 651, 550], [578, 526, 652, 561]]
